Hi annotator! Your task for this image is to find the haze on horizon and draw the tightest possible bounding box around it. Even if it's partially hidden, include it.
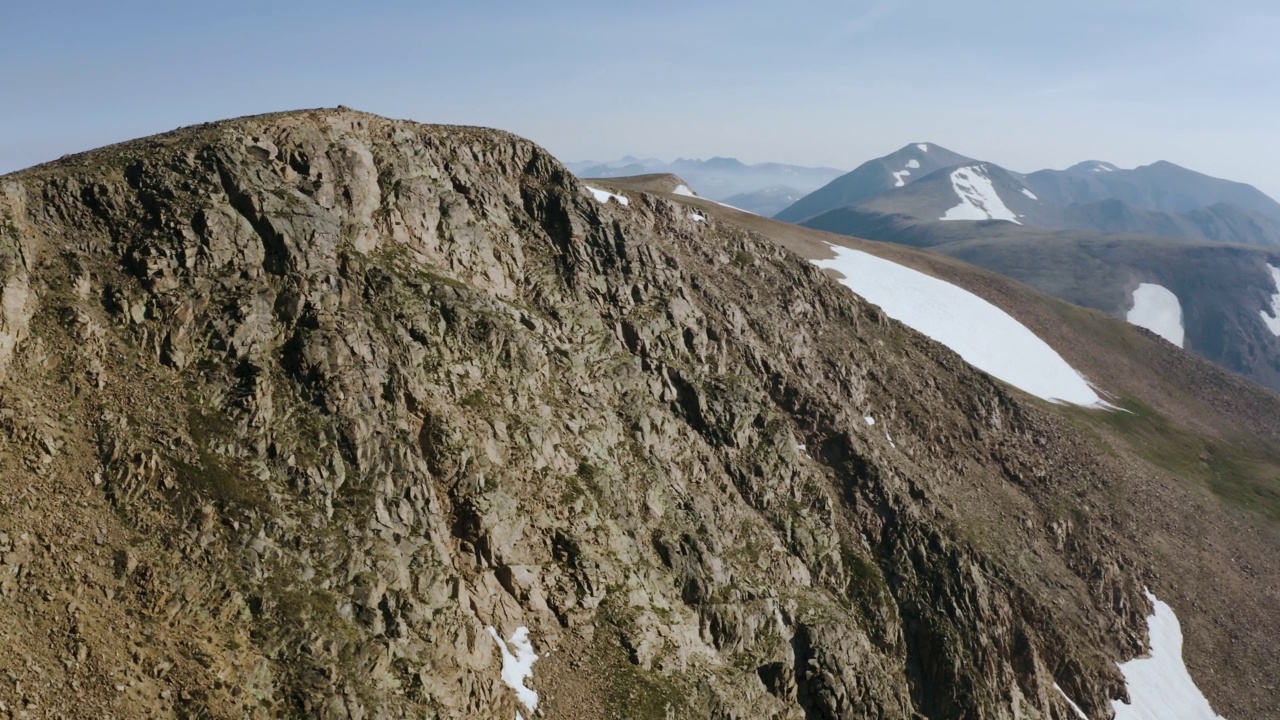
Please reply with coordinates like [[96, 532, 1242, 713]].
[[3, 0, 1279, 197]]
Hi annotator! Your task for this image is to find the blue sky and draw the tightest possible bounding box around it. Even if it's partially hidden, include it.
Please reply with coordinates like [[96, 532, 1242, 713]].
[[4, 0, 1279, 195]]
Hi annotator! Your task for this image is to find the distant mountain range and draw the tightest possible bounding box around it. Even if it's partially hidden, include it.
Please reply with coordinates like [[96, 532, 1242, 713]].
[[566, 156, 844, 214], [777, 143, 1280, 247], [768, 142, 1280, 391]]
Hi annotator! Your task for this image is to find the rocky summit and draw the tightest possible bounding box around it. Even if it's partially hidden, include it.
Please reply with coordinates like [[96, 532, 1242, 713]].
[[0, 108, 1275, 719]]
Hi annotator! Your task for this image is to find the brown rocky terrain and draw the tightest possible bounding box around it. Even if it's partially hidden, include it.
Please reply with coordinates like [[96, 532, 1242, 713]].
[[0, 109, 1276, 719]]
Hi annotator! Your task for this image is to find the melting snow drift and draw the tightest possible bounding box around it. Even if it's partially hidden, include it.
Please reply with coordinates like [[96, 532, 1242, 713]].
[[1127, 283, 1184, 348], [892, 159, 923, 187], [584, 185, 629, 206], [1259, 264, 1280, 337], [487, 626, 539, 717], [1111, 591, 1225, 720], [813, 245, 1104, 406], [673, 184, 696, 197], [941, 166, 1021, 224]]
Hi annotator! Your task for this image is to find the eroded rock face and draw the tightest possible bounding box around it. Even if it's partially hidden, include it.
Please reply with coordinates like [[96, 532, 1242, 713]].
[[0, 109, 1149, 718]]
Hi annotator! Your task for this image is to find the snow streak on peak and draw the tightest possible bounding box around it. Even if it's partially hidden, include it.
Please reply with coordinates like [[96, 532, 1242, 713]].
[[891, 159, 924, 188], [813, 245, 1104, 406], [917, 143, 930, 153], [940, 165, 1020, 224], [1021, 188, 1039, 200]]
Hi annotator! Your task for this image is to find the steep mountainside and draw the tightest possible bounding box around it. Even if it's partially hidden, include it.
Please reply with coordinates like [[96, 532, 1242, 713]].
[[856, 163, 1038, 225], [1048, 199, 1280, 247], [773, 143, 975, 223], [632, 180, 1280, 716], [1025, 160, 1280, 222], [565, 156, 842, 206], [2, 110, 1278, 719], [793, 207, 1280, 393]]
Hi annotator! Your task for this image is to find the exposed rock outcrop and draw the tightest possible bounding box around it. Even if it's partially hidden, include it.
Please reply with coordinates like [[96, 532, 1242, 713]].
[[0, 109, 1214, 719]]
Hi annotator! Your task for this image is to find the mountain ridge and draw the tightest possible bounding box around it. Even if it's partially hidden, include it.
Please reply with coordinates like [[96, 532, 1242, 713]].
[[565, 155, 844, 213], [776, 144, 1280, 247], [2, 108, 1277, 718]]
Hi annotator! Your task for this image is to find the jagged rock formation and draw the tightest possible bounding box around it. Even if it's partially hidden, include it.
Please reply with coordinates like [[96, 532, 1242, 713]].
[[0, 109, 1242, 719]]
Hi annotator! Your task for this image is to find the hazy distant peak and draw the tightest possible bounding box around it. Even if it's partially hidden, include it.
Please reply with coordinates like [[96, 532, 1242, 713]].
[[1066, 160, 1121, 174], [890, 141, 954, 157]]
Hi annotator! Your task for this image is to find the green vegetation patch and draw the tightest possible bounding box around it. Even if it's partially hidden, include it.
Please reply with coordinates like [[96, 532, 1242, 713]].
[[1066, 397, 1280, 521]]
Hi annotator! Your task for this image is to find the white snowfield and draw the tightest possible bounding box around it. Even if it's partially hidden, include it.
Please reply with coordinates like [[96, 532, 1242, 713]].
[[673, 184, 696, 197], [709, 198, 756, 215], [1110, 591, 1226, 720], [893, 158, 923, 186], [584, 185, 629, 206], [940, 165, 1021, 224], [1021, 188, 1039, 200], [813, 245, 1105, 406], [1259, 264, 1280, 336], [487, 626, 539, 719], [1126, 283, 1185, 348], [917, 143, 930, 153]]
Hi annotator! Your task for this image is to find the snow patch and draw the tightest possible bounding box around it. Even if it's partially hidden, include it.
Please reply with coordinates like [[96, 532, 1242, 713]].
[[487, 626, 539, 715], [1110, 591, 1225, 720], [917, 143, 929, 153], [673, 184, 696, 197], [1259, 264, 1280, 336], [1021, 188, 1039, 200], [709, 199, 756, 215], [689, 212, 706, 223], [940, 166, 1021, 224], [813, 245, 1104, 406], [864, 415, 875, 426], [585, 185, 629, 206], [1126, 283, 1184, 348], [892, 159, 922, 187], [1055, 683, 1089, 720]]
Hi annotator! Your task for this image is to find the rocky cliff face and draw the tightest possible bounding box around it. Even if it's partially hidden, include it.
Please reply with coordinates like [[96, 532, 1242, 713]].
[[0, 109, 1180, 718]]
